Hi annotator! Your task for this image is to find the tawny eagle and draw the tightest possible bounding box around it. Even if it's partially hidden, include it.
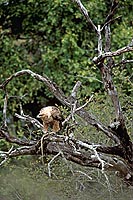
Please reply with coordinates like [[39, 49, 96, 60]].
[[37, 106, 62, 132]]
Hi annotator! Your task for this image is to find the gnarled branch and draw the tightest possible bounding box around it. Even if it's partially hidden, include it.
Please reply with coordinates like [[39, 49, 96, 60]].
[[0, 69, 120, 143]]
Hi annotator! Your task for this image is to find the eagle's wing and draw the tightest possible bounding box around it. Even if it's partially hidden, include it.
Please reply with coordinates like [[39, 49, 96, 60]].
[[51, 106, 63, 121]]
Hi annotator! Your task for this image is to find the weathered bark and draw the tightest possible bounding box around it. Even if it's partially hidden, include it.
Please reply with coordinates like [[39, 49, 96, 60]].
[[0, 130, 132, 184], [0, 69, 132, 184], [0, 69, 120, 143], [0, 0, 133, 185]]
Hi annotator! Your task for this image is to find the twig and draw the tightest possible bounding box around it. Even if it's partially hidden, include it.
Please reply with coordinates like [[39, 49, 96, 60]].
[[103, 0, 119, 27], [101, 16, 121, 31], [75, 170, 92, 180], [68, 81, 81, 122], [48, 151, 61, 177], [2, 93, 8, 128], [0, 157, 8, 166], [76, 95, 94, 111], [114, 59, 133, 67], [90, 147, 112, 194], [19, 102, 24, 116], [40, 133, 50, 165], [71, 100, 77, 121], [71, 81, 81, 99], [92, 148, 105, 172], [0, 146, 13, 166], [62, 114, 72, 126], [15, 113, 43, 129], [73, 0, 97, 33]]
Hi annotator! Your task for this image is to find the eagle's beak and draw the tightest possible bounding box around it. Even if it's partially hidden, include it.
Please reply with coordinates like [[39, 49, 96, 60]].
[[37, 114, 41, 118]]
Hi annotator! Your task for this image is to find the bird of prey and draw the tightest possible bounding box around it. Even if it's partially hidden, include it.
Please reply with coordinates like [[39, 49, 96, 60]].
[[37, 106, 62, 132]]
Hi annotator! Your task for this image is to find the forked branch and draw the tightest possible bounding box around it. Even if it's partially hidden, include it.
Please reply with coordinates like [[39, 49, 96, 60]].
[[73, 0, 97, 32], [0, 69, 120, 143]]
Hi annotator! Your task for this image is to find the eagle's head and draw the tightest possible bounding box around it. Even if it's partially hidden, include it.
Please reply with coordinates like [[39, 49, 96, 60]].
[[37, 106, 62, 122]]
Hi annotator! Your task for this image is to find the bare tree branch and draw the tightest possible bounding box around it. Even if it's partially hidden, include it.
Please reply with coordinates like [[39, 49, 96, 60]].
[[103, 21, 123, 123], [93, 45, 133, 65], [114, 59, 133, 67], [15, 113, 43, 129], [0, 133, 132, 182], [73, 0, 97, 33], [71, 0, 133, 170], [104, 0, 119, 25], [2, 93, 8, 128], [101, 16, 121, 31], [0, 0, 132, 185], [70, 81, 81, 100], [0, 69, 120, 143], [0, 128, 36, 146], [97, 25, 102, 56]]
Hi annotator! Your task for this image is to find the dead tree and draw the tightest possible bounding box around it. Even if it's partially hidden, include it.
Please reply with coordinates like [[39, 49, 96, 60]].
[[0, 0, 133, 185]]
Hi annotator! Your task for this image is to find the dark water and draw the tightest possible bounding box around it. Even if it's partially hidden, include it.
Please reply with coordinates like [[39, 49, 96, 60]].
[[0, 157, 132, 200]]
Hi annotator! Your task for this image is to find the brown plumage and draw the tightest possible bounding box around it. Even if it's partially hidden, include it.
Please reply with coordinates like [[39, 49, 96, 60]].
[[37, 106, 62, 132]]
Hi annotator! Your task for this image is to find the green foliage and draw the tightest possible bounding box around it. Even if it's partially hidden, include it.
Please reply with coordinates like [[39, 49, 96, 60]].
[[0, 0, 132, 137]]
